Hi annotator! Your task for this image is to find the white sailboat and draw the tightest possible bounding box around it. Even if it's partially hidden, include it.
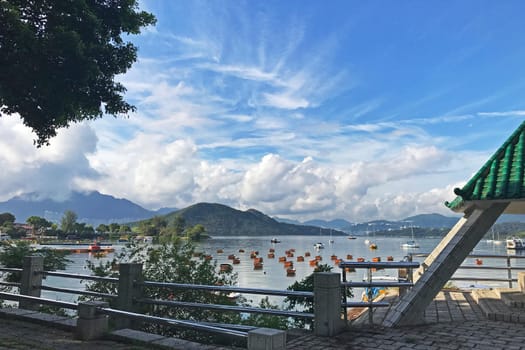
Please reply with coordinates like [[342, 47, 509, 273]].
[[329, 229, 334, 244], [401, 226, 419, 249]]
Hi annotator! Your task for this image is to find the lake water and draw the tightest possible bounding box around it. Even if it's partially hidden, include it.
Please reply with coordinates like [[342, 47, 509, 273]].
[[41, 235, 525, 305]]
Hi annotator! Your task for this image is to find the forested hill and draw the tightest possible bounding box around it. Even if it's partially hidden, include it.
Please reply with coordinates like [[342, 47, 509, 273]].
[[166, 203, 345, 237]]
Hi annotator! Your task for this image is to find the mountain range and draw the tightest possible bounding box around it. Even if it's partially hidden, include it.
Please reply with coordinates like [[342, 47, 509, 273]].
[[165, 203, 345, 236], [0, 191, 175, 225], [2, 191, 524, 236]]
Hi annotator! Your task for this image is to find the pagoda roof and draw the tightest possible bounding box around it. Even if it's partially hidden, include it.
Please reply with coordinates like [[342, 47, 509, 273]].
[[446, 121, 525, 213]]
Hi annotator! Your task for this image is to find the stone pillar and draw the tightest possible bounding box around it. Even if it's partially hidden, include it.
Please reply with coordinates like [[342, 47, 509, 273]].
[[19, 255, 44, 310], [116, 263, 143, 329], [383, 202, 508, 327], [75, 301, 109, 340], [313, 272, 344, 336], [247, 328, 286, 350]]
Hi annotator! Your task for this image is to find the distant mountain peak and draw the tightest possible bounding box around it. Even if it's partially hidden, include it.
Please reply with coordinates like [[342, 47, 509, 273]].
[[0, 191, 177, 225]]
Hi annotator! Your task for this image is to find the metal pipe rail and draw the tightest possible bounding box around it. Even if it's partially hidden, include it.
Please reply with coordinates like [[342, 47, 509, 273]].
[[0, 267, 22, 273], [342, 281, 414, 288], [140, 281, 314, 298], [98, 307, 249, 339], [0, 291, 78, 310], [42, 271, 119, 283], [410, 253, 525, 288], [138, 298, 315, 319], [0, 281, 20, 288], [338, 261, 421, 269], [338, 260, 420, 325], [40, 285, 118, 299]]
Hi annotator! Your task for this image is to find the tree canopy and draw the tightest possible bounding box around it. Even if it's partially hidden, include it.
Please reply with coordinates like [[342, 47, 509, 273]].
[[0, 0, 156, 146]]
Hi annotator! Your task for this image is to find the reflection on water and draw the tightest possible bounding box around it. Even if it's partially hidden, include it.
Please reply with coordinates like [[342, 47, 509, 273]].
[[41, 235, 525, 305]]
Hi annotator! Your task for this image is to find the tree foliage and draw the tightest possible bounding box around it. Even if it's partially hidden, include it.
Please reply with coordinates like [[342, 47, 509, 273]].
[[0, 241, 71, 284], [84, 241, 242, 344], [0, 0, 156, 146], [60, 210, 77, 233], [0, 212, 15, 226], [27, 215, 52, 234]]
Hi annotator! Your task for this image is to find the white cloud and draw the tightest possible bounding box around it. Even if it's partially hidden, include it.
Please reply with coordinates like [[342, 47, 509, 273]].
[[262, 93, 309, 109]]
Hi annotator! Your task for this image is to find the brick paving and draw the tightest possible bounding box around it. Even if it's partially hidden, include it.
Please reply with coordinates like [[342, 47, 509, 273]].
[[0, 317, 151, 350]]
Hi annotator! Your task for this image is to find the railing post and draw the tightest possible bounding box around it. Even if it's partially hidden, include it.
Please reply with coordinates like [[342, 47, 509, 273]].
[[248, 328, 286, 350], [19, 255, 43, 310], [398, 255, 413, 297], [116, 263, 143, 329], [314, 272, 344, 336], [518, 271, 525, 292], [75, 301, 109, 340], [507, 257, 513, 288]]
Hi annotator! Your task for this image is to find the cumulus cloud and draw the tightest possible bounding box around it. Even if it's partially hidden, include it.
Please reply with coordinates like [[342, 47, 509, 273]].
[[0, 114, 99, 201]]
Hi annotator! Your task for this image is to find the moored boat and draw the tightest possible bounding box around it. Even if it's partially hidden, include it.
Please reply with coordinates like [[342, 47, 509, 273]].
[[506, 237, 525, 250], [314, 242, 325, 249]]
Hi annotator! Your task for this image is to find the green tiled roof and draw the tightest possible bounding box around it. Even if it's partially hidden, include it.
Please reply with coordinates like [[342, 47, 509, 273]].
[[446, 121, 525, 212]]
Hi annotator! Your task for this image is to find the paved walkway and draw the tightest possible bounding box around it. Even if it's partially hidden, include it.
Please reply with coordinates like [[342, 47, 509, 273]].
[[0, 317, 151, 350], [3, 290, 525, 349]]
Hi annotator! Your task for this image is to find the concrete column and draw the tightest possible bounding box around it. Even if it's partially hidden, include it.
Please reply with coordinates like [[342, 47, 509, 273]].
[[75, 301, 109, 340], [313, 272, 344, 336], [383, 202, 508, 327], [247, 328, 286, 350], [19, 255, 44, 310], [116, 263, 143, 329]]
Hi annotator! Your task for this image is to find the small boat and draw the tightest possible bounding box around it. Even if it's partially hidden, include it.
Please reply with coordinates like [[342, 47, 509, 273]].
[[347, 236, 357, 240], [314, 242, 325, 249], [401, 240, 419, 249], [506, 237, 525, 250], [361, 275, 398, 302], [88, 242, 101, 252], [271, 238, 281, 243], [286, 268, 296, 276], [369, 243, 378, 250], [401, 226, 419, 249]]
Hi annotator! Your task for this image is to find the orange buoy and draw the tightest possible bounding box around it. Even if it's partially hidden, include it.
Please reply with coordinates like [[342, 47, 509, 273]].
[[309, 259, 318, 267], [315, 255, 322, 261], [284, 261, 293, 268], [297, 256, 305, 262], [220, 264, 232, 272], [372, 257, 381, 262], [475, 258, 483, 265], [278, 256, 286, 262]]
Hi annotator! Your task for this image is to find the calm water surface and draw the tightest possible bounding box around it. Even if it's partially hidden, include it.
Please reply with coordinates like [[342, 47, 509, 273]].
[[42, 235, 525, 304]]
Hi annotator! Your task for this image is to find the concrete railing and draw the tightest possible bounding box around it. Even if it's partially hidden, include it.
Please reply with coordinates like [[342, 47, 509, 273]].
[[0, 256, 349, 350]]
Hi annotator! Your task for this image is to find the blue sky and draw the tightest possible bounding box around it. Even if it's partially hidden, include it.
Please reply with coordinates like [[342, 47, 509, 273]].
[[1, 1, 525, 222]]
